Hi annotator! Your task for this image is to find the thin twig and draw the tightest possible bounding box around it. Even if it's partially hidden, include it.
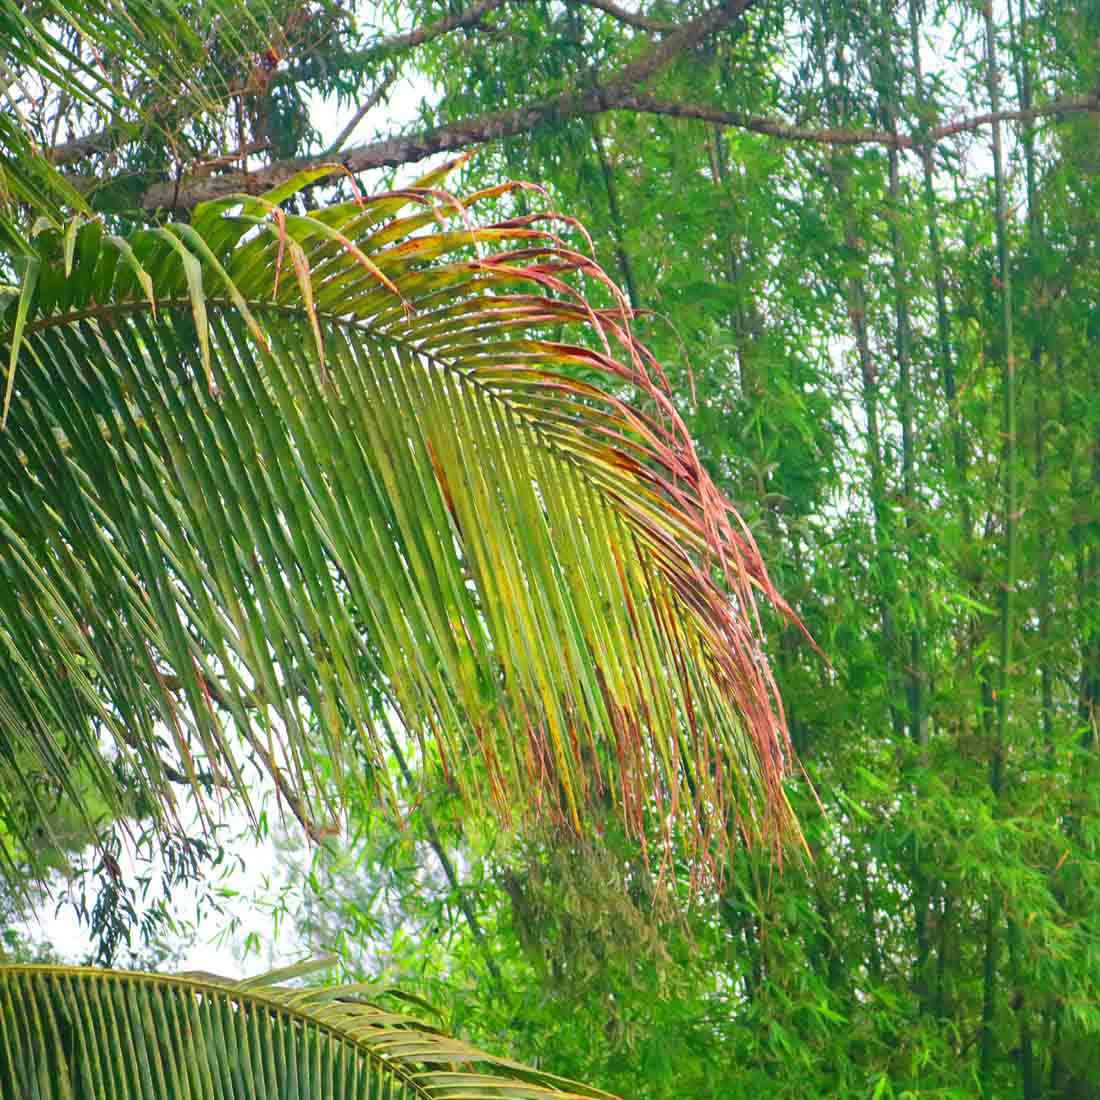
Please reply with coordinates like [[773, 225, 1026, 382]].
[[571, 0, 673, 33], [360, 0, 508, 53], [379, 712, 506, 991]]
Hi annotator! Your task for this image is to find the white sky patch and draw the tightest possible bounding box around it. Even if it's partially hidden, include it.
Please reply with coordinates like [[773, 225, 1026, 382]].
[[19, 779, 310, 972]]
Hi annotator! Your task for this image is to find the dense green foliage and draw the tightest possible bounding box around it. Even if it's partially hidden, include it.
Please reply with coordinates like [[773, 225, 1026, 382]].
[[268, 4, 1100, 1098], [4, 0, 1100, 1098]]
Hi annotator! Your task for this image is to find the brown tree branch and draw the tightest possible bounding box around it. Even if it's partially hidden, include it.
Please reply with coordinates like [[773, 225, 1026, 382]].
[[358, 0, 510, 54], [570, 0, 674, 33], [921, 94, 1100, 142], [136, 80, 1100, 211], [361, 0, 675, 45], [320, 0, 731, 97], [49, 131, 116, 167], [616, 94, 902, 144], [600, 0, 751, 91], [318, 0, 671, 74], [618, 90, 1100, 146], [138, 0, 758, 209]]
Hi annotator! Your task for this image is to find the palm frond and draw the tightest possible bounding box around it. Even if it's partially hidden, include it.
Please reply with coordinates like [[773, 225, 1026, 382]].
[[0, 962, 618, 1099], [0, 163, 804, 882], [0, 0, 283, 230]]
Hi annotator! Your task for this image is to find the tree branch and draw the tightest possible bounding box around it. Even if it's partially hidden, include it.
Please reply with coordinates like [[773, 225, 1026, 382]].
[[601, 0, 752, 92], [570, 0, 674, 33], [48, 130, 116, 167], [311, 0, 672, 76], [616, 94, 902, 144], [137, 79, 1100, 211], [618, 90, 1100, 147], [356, 0, 509, 54], [920, 94, 1100, 143], [318, 0, 726, 94], [138, 0, 758, 209], [323, 71, 396, 155]]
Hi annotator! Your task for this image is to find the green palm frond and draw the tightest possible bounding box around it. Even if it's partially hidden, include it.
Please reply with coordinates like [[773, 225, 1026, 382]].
[[0, 962, 617, 1099], [0, 0, 281, 231], [0, 115, 89, 248], [0, 162, 804, 881], [1, 0, 274, 122]]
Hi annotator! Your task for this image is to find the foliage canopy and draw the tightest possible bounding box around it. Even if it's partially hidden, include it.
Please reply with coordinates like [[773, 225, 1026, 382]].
[[4, 0, 1100, 1097]]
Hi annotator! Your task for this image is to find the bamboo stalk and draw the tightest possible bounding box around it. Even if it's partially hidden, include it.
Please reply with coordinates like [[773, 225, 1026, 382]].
[[880, 16, 924, 752], [713, 123, 764, 398], [590, 117, 641, 311], [907, 0, 971, 540], [880, 0, 932, 1014], [979, 1, 1017, 1087], [814, 17, 904, 740], [1004, 5, 1044, 1094], [1080, 429, 1100, 747]]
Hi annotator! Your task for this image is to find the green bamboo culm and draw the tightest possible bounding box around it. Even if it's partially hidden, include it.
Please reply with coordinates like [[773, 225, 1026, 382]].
[[979, 0, 1018, 1089], [0, 963, 615, 1100]]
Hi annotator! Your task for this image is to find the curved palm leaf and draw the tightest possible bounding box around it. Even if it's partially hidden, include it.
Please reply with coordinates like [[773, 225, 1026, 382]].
[[0, 962, 617, 1099], [0, 162, 803, 881]]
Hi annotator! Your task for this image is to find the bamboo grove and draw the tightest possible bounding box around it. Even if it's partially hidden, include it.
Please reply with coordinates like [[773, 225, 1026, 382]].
[[407, 2, 1099, 1096], [258, 2, 1100, 1096], [3, 0, 1100, 1097]]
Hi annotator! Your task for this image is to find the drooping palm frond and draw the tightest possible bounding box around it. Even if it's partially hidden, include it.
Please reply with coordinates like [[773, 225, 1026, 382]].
[[0, 160, 804, 883], [0, 961, 618, 1100]]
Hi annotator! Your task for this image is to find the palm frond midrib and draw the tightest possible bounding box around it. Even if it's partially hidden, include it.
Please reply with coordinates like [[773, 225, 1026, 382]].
[[14, 290, 708, 577]]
